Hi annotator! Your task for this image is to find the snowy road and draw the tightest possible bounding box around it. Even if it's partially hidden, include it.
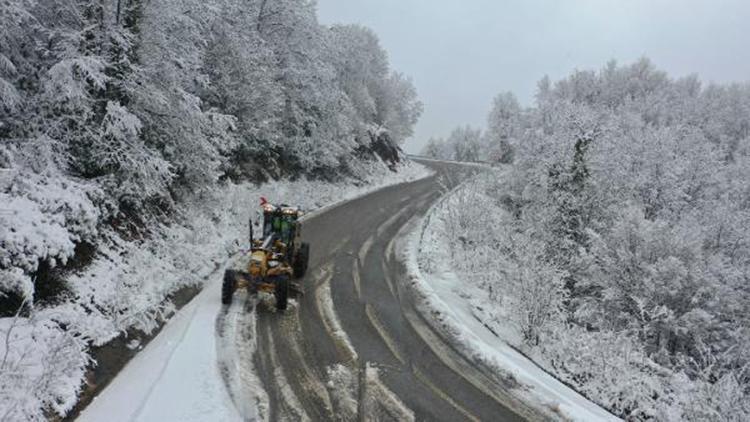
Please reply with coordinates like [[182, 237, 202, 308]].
[[78, 161, 536, 422], [239, 161, 536, 421]]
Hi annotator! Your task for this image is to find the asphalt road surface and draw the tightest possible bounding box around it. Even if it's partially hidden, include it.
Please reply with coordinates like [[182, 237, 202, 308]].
[[224, 161, 532, 422]]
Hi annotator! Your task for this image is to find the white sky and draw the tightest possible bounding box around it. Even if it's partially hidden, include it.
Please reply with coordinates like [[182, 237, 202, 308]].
[[316, 0, 750, 153]]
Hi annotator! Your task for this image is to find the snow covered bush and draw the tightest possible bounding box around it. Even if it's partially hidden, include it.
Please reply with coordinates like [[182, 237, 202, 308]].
[[427, 173, 567, 347], [502, 233, 566, 347], [0, 138, 100, 301], [538, 326, 672, 419], [0, 311, 90, 421]]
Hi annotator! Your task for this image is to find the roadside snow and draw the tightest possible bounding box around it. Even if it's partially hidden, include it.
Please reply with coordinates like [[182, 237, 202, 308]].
[[326, 364, 358, 420], [77, 261, 244, 422], [362, 363, 415, 421], [216, 288, 269, 421], [72, 160, 432, 421], [400, 189, 620, 422]]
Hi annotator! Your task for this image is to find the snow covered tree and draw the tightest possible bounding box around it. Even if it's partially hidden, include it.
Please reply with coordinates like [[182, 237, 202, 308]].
[[255, 0, 351, 171], [422, 137, 447, 159], [431, 59, 750, 419], [450, 126, 483, 162], [375, 72, 423, 145], [487, 92, 522, 163], [0, 2, 27, 132], [328, 24, 389, 127]]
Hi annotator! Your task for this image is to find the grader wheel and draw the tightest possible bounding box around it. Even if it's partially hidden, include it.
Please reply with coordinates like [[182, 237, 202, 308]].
[[222, 270, 237, 305], [275, 276, 290, 311]]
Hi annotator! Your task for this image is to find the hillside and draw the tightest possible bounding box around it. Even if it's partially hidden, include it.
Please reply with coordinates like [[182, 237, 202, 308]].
[[421, 59, 750, 420], [0, 0, 422, 419]]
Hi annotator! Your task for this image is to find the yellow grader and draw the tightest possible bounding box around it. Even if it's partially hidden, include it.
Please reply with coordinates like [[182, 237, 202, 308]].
[[222, 200, 310, 311]]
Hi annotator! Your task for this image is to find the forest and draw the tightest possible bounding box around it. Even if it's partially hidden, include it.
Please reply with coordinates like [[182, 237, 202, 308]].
[[424, 58, 750, 419], [0, 0, 420, 418]]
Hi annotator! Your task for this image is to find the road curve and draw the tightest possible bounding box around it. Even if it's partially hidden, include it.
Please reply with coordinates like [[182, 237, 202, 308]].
[[225, 161, 527, 422]]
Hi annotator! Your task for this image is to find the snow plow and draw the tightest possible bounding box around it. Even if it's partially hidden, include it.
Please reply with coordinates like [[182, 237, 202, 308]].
[[222, 200, 311, 310]]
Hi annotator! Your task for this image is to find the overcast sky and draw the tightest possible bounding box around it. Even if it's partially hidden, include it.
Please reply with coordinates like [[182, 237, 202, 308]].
[[316, 0, 750, 153]]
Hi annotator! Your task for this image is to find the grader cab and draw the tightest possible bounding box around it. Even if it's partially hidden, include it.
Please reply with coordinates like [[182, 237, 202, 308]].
[[222, 200, 311, 310]]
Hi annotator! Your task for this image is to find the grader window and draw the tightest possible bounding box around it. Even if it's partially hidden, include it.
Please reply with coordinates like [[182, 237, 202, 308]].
[[262, 212, 279, 238], [262, 211, 296, 245], [279, 216, 295, 244]]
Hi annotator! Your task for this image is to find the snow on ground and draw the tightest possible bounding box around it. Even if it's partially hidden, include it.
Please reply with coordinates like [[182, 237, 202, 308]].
[[399, 187, 620, 422], [77, 260, 244, 422], [362, 363, 415, 421], [325, 363, 359, 420], [216, 287, 270, 421], [73, 161, 432, 421]]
